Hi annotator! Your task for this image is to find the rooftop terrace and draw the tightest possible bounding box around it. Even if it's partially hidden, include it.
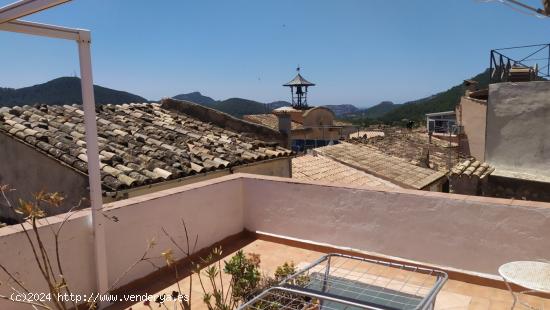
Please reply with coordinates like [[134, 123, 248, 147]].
[[115, 237, 550, 310], [1, 174, 549, 309]]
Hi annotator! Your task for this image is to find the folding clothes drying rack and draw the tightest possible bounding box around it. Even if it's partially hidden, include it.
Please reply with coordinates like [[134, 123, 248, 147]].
[[238, 253, 448, 310]]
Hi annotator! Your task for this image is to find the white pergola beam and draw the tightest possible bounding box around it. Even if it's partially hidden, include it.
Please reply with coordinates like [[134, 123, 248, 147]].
[[0, 19, 82, 40], [0, 0, 70, 24]]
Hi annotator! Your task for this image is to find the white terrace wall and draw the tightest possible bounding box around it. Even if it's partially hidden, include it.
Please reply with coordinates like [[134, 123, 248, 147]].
[[0, 177, 243, 310], [0, 212, 95, 309], [1, 174, 550, 309], [242, 175, 550, 275], [102, 178, 243, 286]]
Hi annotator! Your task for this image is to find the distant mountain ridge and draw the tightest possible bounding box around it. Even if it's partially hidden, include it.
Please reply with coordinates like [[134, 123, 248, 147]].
[[172, 92, 216, 106], [343, 69, 490, 124], [1, 70, 489, 124], [173, 92, 365, 118], [379, 69, 490, 123], [323, 104, 359, 117], [173, 92, 289, 118], [348, 101, 399, 119], [0, 77, 147, 107]]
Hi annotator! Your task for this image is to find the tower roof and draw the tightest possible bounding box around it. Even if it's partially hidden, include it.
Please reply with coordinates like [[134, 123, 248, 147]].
[[283, 73, 316, 87]]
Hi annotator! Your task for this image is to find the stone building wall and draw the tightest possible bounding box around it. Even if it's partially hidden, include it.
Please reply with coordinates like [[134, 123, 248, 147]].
[[482, 175, 550, 203], [0, 133, 90, 222]]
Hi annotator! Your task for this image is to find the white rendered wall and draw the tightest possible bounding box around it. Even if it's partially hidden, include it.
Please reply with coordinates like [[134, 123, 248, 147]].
[[242, 175, 550, 275], [1, 174, 550, 309]]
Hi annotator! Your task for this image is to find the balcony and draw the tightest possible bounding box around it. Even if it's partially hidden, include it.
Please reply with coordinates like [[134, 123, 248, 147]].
[[1, 173, 549, 309]]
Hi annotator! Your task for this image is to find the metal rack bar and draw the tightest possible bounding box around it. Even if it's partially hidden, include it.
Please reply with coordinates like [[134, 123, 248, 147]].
[[254, 253, 449, 310]]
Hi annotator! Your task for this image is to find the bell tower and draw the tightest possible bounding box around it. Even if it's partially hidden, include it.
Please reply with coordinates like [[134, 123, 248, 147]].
[[283, 67, 316, 109]]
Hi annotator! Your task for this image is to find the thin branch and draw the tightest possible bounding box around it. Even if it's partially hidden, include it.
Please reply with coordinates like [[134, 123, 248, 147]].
[[0, 263, 32, 295], [105, 243, 156, 294], [161, 227, 188, 256]]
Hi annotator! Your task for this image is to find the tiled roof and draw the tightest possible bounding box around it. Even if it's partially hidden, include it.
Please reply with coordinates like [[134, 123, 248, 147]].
[[243, 114, 303, 130], [348, 130, 385, 139], [292, 154, 401, 188], [348, 129, 465, 173], [243, 113, 352, 131], [0, 103, 292, 192], [450, 159, 494, 179], [314, 143, 446, 190]]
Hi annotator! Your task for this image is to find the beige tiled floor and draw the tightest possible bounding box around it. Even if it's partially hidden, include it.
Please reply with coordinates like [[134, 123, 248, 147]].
[[117, 239, 550, 310]]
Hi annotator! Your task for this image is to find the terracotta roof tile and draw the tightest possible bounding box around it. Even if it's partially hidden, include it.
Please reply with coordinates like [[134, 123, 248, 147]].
[[313, 143, 446, 190], [450, 159, 494, 179], [292, 154, 400, 189], [0, 103, 292, 192], [243, 114, 302, 130]]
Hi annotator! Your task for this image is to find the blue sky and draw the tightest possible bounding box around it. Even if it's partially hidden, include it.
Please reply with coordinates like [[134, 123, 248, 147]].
[[0, 0, 549, 107]]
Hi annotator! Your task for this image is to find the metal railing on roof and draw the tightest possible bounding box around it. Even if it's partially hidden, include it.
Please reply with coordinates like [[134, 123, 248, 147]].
[[239, 253, 448, 310], [490, 44, 550, 83]]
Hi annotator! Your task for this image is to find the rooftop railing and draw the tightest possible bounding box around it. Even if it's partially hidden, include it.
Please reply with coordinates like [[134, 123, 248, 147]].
[[490, 43, 550, 83]]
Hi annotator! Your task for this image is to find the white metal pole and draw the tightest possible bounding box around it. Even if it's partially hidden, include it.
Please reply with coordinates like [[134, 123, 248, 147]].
[[77, 30, 109, 305], [0, 0, 71, 24]]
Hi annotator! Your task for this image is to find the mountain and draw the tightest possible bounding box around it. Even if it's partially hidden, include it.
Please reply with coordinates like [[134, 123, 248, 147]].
[[342, 69, 490, 125], [172, 92, 273, 118], [173, 92, 216, 106], [363, 101, 399, 118], [266, 101, 290, 110], [323, 104, 359, 117], [379, 69, 490, 123], [215, 98, 271, 117], [173, 92, 364, 119], [0, 77, 147, 107], [347, 101, 398, 119]]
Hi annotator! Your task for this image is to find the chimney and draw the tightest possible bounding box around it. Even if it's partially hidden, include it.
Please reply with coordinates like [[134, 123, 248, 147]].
[[273, 107, 300, 148], [277, 113, 292, 136], [463, 80, 478, 96]]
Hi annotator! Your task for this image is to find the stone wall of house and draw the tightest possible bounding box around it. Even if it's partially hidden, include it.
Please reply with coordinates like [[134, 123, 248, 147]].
[[456, 96, 487, 161], [486, 81, 550, 178], [449, 175, 486, 196], [0, 133, 90, 222], [160, 98, 288, 146], [483, 175, 550, 203]]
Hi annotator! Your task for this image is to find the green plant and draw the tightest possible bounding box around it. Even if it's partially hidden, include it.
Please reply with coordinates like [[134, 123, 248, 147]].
[[195, 247, 234, 310], [224, 251, 261, 302]]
